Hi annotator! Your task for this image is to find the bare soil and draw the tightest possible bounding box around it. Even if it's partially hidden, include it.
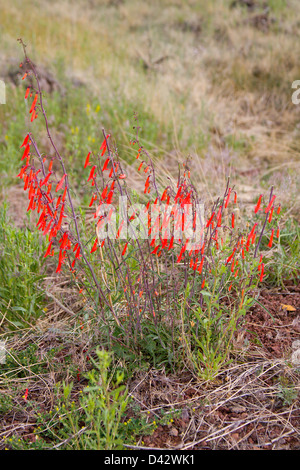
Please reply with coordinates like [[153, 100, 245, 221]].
[[128, 283, 300, 450]]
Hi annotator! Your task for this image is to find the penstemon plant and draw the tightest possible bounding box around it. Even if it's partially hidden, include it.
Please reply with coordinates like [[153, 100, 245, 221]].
[[16, 39, 282, 376]]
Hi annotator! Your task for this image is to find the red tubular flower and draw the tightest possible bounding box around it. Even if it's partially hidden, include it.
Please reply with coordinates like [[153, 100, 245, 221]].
[[20, 134, 29, 148], [260, 263, 265, 282], [48, 160, 54, 172], [265, 195, 276, 213], [56, 204, 65, 231], [150, 238, 156, 247], [100, 139, 107, 156], [225, 188, 231, 208], [30, 109, 36, 122], [116, 220, 124, 239], [27, 196, 34, 212], [277, 205, 281, 215], [84, 152, 91, 169], [201, 278, 205, 289], [113, 163, 119, 176], [227, 248, 236, 264], [24, 174, 29, 191], [89, 194, 96, 207], [45, 183, 51, 195], [231, 259, 235, 273], [56, 174, 66, 192], [276, 227, 280, 238], [41, 172, 52, 187], [62, 186, 67, 202], [108, 164, 115, 178], [87, 165, 96, 182], [44, 241, 53, 258], [138, 162, 143, 171], [249, 223, 258, 239], [90, 238, 98, 253], [198, 257, 204, 274], [24, 87, 30, 99], [231, 213, 235, 228], [45, 219, 54, 237], [16, 164, 26, 178], [122, 242, 128, 256], [258, 254, 263, 271], [21, 144, 30, 161], [101, 186, 108, 200], [75, 246, 81, 259], [206, 212, 215, 228], [36, 208, 46, 228], [102, 158, 110, 172], [161, 232, 169, 249], [234, 192, 237, 203], [168, 236, 174, 251], [268, 206, 274, 223], [151, 245, 160, 255], [177, 239, 189, 263], [268, 229, 274, 248], [254, 195, 262, 214], [144, 176, 150, 194], [60, 232, 70, 250], [37, 198, 43, 213], [106, 190, 113, 204], [119, 174, 126, 179], [29, 93, 38, 114], [56, 259, 63, 273], [28, 182, 35, 200]]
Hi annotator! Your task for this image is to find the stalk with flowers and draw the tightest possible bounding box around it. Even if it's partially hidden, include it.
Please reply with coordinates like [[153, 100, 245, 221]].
[[16, 39, 281, 378]]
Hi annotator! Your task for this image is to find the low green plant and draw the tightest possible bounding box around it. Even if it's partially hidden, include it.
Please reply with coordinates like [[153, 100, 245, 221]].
[[0, 205, 46, 330], [277, 383, 298, 406], [55, 349, 128, 450], [263, 215, 299, 287], [5, 349, 129, 450], [180, 272, 255, 381]]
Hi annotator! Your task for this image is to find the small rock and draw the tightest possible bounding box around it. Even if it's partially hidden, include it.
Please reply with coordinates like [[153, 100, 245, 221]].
[[230, 405, 247, 414], [292, 317, 300, 333], [169, 427, 178, 437], [292, 340, 300, 350], [181, 408, 190, 422], [291, 349, 300, 366]]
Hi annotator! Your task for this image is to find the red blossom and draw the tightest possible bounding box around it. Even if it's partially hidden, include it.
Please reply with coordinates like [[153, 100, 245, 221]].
[[254, 195, 262, 214], [84, 152, 91, 168], [265, 195, 276, 213], [56, 174, 66, 192], [90, 238, 98, 253]]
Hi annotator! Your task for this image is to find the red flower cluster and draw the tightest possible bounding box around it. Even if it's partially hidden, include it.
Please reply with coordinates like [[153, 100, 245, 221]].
[[17, 135, 74, 272]]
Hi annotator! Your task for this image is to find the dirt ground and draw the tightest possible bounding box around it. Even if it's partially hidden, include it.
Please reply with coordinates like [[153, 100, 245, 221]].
[[128, 283, 300, 450]]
